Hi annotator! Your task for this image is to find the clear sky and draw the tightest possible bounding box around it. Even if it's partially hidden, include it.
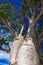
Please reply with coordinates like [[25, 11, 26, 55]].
[[0, 0, 22, 8], [9, 0, 22, 8]]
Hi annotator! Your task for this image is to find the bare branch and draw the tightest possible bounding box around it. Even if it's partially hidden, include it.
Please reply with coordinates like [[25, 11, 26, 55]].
[[33, 0, 43, 24], [32, 1, 37, 20], [38, 32, 43, 47], [28, 0, 33, 14], [2, 17, 17, 37], [39, 32, 43, 39], [29, 6, 33, 14], [19, 25, 24, 36], [41, 0, 43, 7], [41, 0, 43, 14], [33, 10, 42, 24]]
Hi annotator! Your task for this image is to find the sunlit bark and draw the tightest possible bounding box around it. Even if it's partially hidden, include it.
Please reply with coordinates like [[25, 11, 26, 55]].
[[10, 26, 24, 65], [9, 0, 43, 65], [17, 20, 40, 65]]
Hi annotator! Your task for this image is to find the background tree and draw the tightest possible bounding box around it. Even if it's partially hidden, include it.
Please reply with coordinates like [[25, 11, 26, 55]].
[[0, 2, 24, 52]]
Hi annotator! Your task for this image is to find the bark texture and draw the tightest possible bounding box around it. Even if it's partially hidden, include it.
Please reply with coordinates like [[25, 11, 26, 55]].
[[10, 26, 24, 65], [10, 35, 24, 65], [17, 40, 39, 65], [10, 20, 40, 65], [16, 20, 40, 65]]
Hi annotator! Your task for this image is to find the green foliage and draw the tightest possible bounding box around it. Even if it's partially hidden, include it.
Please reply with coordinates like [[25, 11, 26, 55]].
[[0, 38, 8, 45], [0, 2, 23, 51], [5, 3, 13, 9], [22, 0, 41, 17], [0, 3, 15, 19], [0, 3, 23, 33]]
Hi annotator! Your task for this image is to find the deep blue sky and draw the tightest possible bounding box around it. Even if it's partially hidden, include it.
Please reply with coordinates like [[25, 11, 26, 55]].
[[0, 59, 9, 64], [9, 0, 22, 7], [0, 0, 22, 8]]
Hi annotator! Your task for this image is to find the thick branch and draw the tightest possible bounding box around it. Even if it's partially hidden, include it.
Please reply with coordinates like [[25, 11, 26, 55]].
[[2, 17, 17, 37]]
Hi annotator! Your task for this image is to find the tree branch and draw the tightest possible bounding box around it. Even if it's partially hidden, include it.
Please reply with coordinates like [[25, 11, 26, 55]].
[[38, 32, 43, 49], [33, 0, 43, 24], [29, 6, 33, 14], [31, 0, 43, 25], [39, 32, 43, 40], [33, 10, 42, 24], [2, 17, 17, 37], [19, 25, 24, 36], [41, 0, 43, 14], [41, 0, 43, 8]]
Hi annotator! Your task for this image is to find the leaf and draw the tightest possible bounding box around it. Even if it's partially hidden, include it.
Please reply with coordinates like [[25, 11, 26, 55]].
[[0, 4, 5, 9]]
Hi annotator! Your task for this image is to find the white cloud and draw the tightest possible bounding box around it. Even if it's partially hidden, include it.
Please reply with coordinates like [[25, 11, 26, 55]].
[[0, 63, 8, 65], [0, 50, 10, 60]]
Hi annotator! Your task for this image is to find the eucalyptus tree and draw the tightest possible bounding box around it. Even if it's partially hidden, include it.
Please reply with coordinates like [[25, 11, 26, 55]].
[[10, 0, 43, 65], [0, 0, 43, 65], [16, 0, 43, 65]]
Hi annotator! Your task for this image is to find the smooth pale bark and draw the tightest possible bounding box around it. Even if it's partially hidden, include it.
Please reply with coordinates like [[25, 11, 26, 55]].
[[10, 20, 40, 65], [10, 26, 24, 65], [17, 40, 39, 65], [17, 20, 40, 65], [10, 35, 24, 65]]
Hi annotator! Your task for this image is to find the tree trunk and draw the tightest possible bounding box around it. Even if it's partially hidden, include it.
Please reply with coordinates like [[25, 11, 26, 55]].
[[10, 26, 24, 65], [16, 20, 40, 65], [10, 35, 24, 65]]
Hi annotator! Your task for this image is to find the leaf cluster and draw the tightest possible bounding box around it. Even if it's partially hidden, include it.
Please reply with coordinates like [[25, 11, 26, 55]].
[[0, 38, 8, 45], [0, 3, 13, 18]]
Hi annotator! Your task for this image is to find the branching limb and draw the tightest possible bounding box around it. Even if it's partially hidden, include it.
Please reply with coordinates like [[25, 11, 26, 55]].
[[34, 10, 42, 24], [1, 17, 17, 37], [33, 0, 43, 24]]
